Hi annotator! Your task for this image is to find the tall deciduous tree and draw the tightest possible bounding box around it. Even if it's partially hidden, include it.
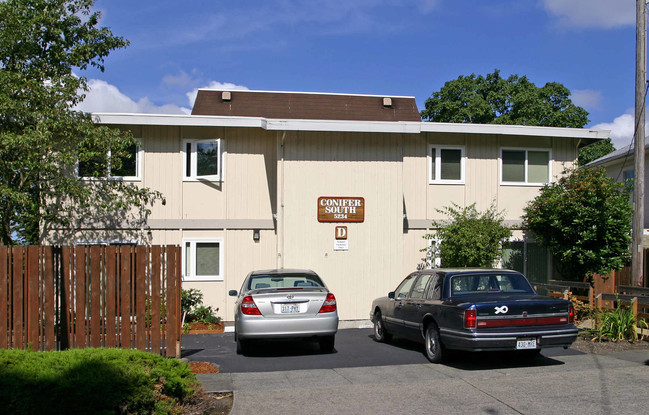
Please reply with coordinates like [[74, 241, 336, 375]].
[[577, 138, 615, 166], [421, 69, 590, 128], [425, 203, 512, 268], [0, 0, 163, 245], [522, 168, 632, 281]]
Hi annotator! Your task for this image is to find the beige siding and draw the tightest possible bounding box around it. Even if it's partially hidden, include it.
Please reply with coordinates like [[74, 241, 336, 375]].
[[67, 121, 592, 322], [280, 131, 404, 320]]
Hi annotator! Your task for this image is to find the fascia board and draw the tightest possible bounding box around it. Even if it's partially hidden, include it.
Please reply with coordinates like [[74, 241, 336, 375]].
[[93, 113, 421, 133], [92, 112, 609, 140], [420, 122, 610, 140], [263, 119, 422, 134], [92, 113, 264, 128]]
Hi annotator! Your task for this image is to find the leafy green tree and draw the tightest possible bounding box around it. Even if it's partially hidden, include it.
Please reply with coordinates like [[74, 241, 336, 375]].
[[578, 138, 615, 166], [0, 0, 164, 245], [421, 69, 590, 128], [425, 203, 512, 268], [522, 168, 632, 281]]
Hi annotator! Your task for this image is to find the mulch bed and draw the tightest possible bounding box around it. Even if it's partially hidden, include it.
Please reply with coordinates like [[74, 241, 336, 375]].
[[570, 333, 649, 354], [188, 361, 219, 374], [185, 321, 225, 334]]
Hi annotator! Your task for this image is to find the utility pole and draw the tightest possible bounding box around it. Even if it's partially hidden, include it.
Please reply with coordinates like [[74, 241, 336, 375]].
[[632, 0, 647, 287]]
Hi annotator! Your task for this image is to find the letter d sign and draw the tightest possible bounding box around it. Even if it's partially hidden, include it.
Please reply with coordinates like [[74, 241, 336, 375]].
[[335, 226, 347, 240]]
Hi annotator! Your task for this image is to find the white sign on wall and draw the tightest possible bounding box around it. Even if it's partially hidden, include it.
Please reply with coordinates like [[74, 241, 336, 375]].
[[334, 239, 349, 251]]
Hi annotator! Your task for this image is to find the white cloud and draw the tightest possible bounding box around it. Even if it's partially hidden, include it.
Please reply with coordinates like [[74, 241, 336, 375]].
[[541, 0, 635, 29], [592, 111, 638, 149], [571, 89, 602, 111], [76, 79, 191, 114], [186, 81, 249, 108]]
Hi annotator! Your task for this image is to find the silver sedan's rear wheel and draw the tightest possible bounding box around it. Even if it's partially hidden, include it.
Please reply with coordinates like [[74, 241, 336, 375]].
[[373, 311, 392, 343], [236, 337, 249, 355], [424, 324, 443, 363], [319, 335, 335, 353]]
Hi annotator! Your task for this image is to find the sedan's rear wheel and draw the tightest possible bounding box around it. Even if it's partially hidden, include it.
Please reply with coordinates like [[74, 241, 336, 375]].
[[319, 335, 335, 353], [373, 311, 392, 343], [236, 337, 249, 355], [424, 324, 444, 363]]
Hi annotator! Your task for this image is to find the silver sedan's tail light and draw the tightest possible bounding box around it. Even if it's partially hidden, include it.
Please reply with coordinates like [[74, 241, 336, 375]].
[[318, 293, 337, 313], [241, 296, 261, 315]]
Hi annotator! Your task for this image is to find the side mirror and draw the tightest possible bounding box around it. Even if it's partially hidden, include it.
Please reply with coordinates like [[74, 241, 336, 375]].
[[228, 290, 238, 296], [388, 291, 395, 299]]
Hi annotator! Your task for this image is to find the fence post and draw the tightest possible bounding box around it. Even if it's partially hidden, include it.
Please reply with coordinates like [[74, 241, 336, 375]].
[[631, 297, 638, 317]]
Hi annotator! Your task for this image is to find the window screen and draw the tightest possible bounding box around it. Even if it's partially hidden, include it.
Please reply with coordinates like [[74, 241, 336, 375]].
[[502, 150, 525, 182], [440, 149, 461, 180]]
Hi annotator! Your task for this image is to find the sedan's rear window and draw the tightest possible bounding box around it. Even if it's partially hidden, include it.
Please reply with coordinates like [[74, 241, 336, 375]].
[[450, 273, 534, 296], [248, 274, 324, 290]]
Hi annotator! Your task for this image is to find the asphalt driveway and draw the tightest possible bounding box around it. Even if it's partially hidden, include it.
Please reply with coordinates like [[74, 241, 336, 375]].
[[181, 328, 583, 373]]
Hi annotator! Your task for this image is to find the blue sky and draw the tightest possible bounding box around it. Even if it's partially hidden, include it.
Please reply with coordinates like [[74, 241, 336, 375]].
[[79, 0, 639, 148]]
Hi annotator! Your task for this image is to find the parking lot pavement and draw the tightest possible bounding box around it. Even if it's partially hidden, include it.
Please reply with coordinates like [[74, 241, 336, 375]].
[[199, 351, 649, 415], [186, 329, 649, 414], [182, 328, 433, 373]]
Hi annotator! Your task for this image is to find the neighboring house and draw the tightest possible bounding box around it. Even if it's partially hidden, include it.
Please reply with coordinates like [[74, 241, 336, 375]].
[[57, 90, 607, 322], [585, 142, 649, 242]]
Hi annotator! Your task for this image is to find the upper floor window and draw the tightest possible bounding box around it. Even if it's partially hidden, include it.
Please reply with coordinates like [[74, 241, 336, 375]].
[[78, 142, 141, 181], [500, 148, 551, 185], [429, 145, 465, 184], [183, 139, 222, 181]]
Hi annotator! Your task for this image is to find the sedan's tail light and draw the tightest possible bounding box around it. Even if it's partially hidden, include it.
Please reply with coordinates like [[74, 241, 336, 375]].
[[241, 296, 261, 315], [464, 308, 477, 328], [568, 304, 575, 323], [319, 293, 337, 313]]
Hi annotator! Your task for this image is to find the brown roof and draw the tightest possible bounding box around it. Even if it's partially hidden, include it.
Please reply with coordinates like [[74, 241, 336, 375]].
[[191, 90, 421, 122]]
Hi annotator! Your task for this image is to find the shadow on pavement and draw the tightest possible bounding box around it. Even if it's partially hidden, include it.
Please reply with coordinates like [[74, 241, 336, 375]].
[[239, 338, 337, 357], [370, 333, 576, 370]]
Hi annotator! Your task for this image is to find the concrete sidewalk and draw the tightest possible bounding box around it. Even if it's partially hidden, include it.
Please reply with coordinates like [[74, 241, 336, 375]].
[[198, 350, 649, 415]]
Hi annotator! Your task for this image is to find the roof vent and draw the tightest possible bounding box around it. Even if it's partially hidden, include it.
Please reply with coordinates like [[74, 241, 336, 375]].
[[382, 97, 392, 107], [222, 91, 232, 102]]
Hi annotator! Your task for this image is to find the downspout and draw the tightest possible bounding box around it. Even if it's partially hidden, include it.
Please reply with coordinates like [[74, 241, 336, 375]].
[[277, 131, 286, 269]]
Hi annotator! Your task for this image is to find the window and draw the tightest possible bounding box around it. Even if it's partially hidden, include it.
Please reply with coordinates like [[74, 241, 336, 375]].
[[183, 238, 224, 281], [394, 274, 417, 299], [78, 142, 141, 180], [427, 275, 441, 300], [429, 145, 465, 184], [410, 274, 432, 300], [500, 148, 551, 185], [501, 240, 549, 283], [183, 139, 222, 181]]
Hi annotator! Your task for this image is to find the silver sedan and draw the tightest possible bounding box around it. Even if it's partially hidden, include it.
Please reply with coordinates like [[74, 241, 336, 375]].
[[228, 269, 339, 354]]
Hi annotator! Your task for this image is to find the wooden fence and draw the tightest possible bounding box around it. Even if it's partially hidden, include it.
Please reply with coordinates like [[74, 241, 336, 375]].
[[0, 245, 182, 357], [534, 265, 649, 319]]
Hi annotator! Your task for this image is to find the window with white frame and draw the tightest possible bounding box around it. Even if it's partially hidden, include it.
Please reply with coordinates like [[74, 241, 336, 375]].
[[183, 238, 224, 281], [183, 139, 222, 181], [78, 142, 141, 180], [500, 148, 551, 185], [429, 145, 465, 184]]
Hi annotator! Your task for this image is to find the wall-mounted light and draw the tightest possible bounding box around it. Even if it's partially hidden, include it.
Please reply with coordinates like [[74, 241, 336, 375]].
[[253, 229, 260, 242]]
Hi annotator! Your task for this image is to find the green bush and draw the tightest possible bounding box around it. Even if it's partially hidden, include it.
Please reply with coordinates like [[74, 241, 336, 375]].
[[182, 289, 221, 324], [589, 301, 648, 343], [0, 348, 197, 415], [181, 288, 204, 315]]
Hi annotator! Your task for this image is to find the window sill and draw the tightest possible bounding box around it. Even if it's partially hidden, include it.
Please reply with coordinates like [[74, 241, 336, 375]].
[[182, 277, 224, 282]]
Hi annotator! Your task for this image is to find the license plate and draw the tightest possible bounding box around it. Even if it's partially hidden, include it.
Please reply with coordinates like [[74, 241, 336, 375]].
[[281, 304, 300, 313], [516, 339, 537, 350]]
